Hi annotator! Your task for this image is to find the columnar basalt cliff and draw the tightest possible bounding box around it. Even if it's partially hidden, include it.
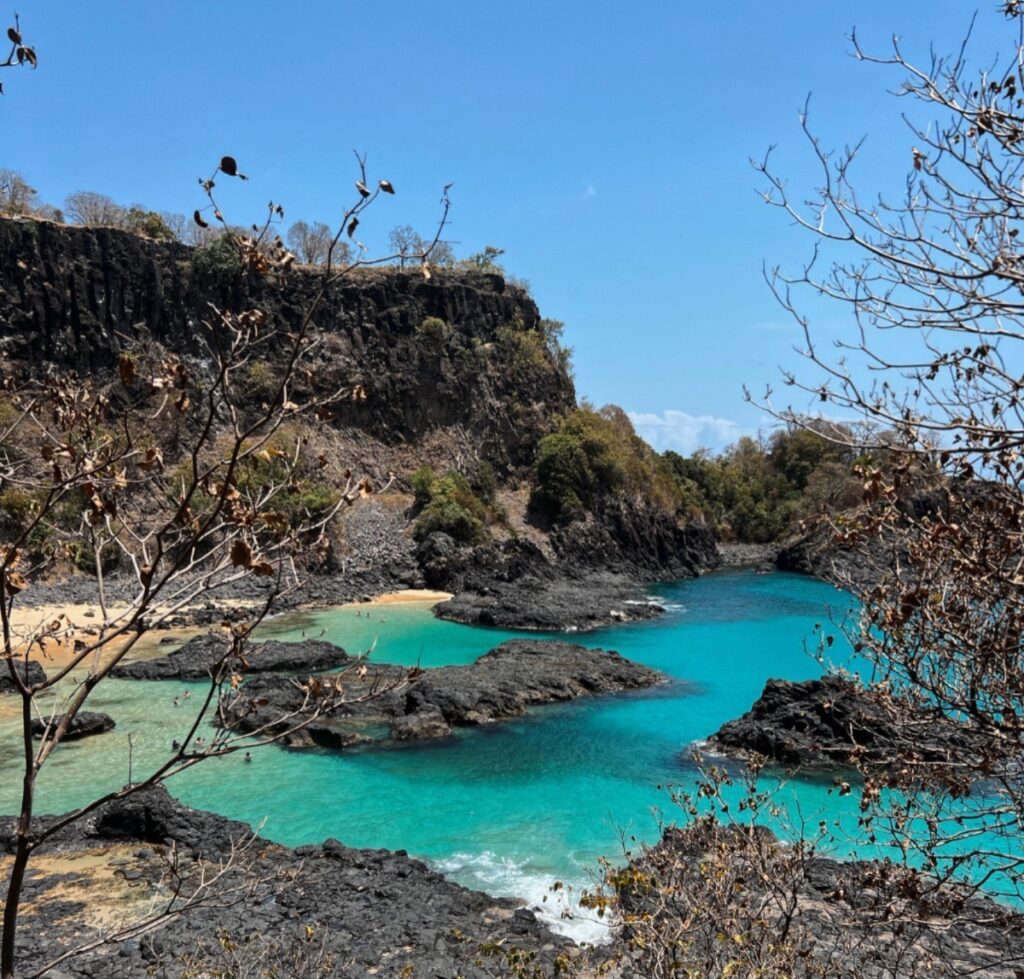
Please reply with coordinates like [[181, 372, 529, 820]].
[[0, 216, 574, 472]]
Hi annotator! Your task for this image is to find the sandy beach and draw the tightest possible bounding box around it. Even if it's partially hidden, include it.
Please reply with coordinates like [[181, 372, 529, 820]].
[[4, 588, 453, 672]]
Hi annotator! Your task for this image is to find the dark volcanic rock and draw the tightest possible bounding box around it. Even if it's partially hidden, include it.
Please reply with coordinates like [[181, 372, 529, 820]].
[[707, 676, 978, 770], [111, 635, 352, 680], [31, 711, 115, 741], [228, 639, 665, 746], [2, 788, 569, 978], [0, 217, 574, 473], [774, 526, 885, 592], [421, 516, 718, 632], [435, 570, 666, 631], [0, 660, 46, 693], [551, 498, 720, 581], [624, 823, 1024, 979]]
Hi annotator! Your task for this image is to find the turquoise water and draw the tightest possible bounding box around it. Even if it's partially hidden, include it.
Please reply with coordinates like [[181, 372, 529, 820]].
[[0, 570, 886, 938]]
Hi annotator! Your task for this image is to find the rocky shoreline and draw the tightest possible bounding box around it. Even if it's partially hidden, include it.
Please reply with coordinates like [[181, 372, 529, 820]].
[[7, 785, 1022, 978], [110, 635, 356, 681], [417, 512, 720, 632], [0, 787, 574, 979]]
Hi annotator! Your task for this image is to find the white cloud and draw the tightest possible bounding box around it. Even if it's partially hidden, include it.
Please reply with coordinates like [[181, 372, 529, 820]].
[[628, 409, 747, 455], [583, 183, 597, 199]]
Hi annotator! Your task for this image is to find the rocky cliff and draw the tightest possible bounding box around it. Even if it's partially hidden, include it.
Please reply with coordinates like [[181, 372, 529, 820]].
[[0, 216, 574, 472], [0, 216, 719, 611]]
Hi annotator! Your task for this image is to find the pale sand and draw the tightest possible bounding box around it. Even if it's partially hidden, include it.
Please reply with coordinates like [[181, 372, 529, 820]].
[[346, 589, 452, 607], [5, 589, 451, 672], [0, 843, 167, 931]]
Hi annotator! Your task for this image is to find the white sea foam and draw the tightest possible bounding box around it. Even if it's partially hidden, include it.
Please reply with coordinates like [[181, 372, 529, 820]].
[[687, 738, 730, 761], [623, 597, 686, 613], [433, 851, 615, 945]]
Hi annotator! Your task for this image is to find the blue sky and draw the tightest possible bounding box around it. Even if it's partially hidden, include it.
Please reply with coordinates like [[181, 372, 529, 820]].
[[2, 3, 1013, 452]]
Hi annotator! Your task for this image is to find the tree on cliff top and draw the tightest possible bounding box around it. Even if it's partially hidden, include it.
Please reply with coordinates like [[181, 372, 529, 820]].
[[0, 138, 454, 978]]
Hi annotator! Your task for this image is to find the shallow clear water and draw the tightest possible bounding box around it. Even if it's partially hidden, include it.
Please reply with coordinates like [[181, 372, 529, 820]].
[[0, 570, 886, 938]]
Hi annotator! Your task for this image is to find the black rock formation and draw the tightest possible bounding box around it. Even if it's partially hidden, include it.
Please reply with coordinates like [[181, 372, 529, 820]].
[[707, 676, 978, 770], [0, 660, 46, 694], [0, 787, 571, 978], [30, 712, 116, 741], [111, 634, 352, 681], [226, 638, 665, 747]]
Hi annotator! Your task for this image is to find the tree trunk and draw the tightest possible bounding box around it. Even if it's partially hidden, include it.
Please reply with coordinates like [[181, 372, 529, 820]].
[[2, 691, 37, 979]]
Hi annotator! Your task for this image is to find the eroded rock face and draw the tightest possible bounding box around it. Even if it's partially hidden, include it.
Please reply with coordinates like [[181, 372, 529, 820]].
[[707, 676, 977, 770], [30, 712, 115, 741], [1, 787, 570, 978], [111, 635, 352, 680], [0, 660, 46, 694], [225, 639, 666, 747], [0, 217, 575, 473], [551, 498, 719, 581]]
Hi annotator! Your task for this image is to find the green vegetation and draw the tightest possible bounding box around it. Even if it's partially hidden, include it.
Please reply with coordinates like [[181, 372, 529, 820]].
[[165, 433, 339, 535], [242, 361, 280, 400], [531, 406, 680, 523], [416, 316, 451, 343], [235, 442, 339, 529], [531, 412, 870, 541], [0, 484, 114, 569], [410, 464, 501, 544], [663, 424, 866, 542], [121, 206, 175, 240], [192, 233, 242, 282], [461, 244, 505, 272], [495, 317, 573, 377]]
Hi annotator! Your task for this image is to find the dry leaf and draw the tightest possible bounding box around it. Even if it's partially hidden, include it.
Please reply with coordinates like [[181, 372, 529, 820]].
[[5, 571, 28, 593], [230, 539, 253, 569], [118, 353, 136, 387]]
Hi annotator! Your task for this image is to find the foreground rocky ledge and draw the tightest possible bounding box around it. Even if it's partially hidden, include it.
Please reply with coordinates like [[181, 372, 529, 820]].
[[111, 635, 353, 681], [0, 787, 570, 978], [228, 638, 665, 748], [707, 675, 979, 770], [625, 822, 1024, 979]]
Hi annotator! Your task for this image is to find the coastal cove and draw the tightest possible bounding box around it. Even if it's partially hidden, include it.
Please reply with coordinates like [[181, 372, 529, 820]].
[[0, 569, 868, 939]]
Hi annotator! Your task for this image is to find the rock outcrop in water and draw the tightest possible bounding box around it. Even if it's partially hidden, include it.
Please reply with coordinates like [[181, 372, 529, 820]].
[[0, 660, 46, 694], [0, 786, 571, 978], [30, 711, 116, 741], [226, 638, 665, 747], [111, 635, 352, 681], [707, 676, 979, 770]]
